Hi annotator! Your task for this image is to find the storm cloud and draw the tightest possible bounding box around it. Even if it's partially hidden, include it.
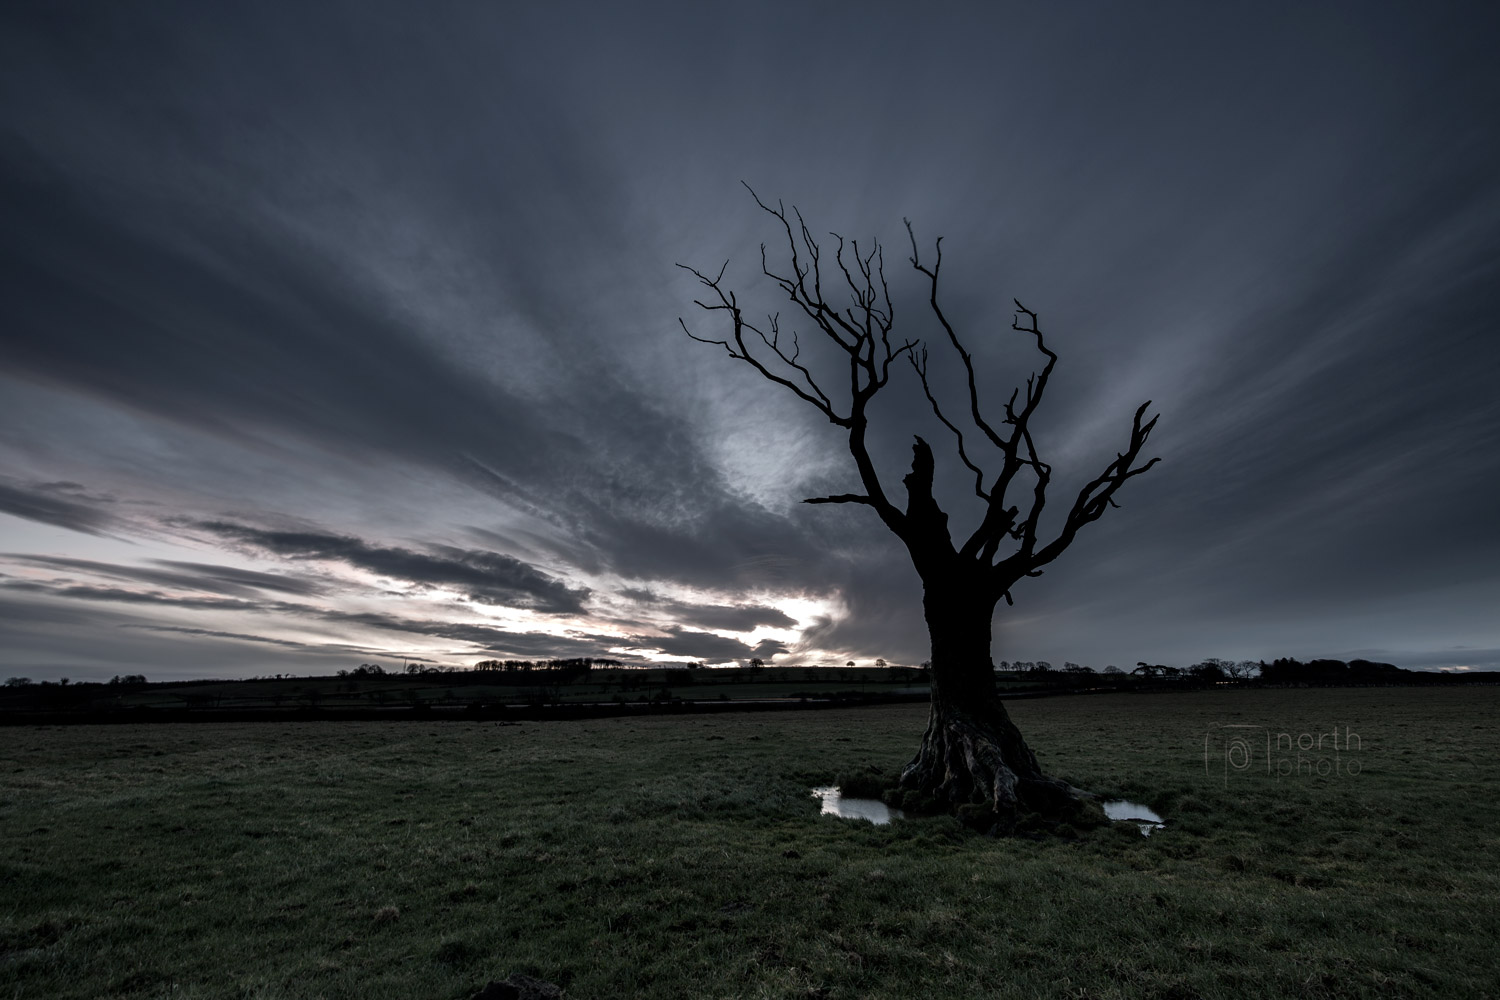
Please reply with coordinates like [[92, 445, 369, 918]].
[[198, 522, 591, 614], [0, 480, 121, 536], [1, 2, 1497, 678], [621, 591, 799, 633], [628, 626, 767, 663]]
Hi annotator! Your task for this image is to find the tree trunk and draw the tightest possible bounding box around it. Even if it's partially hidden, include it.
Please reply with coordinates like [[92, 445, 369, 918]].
[[898, 578, 1091, 832]]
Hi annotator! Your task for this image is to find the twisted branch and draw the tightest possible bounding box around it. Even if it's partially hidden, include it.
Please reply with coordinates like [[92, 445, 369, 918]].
[[680, 186, 1160, 591]]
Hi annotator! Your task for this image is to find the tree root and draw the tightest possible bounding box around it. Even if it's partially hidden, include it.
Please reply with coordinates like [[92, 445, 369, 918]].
[[895, 700, 1098, 835]]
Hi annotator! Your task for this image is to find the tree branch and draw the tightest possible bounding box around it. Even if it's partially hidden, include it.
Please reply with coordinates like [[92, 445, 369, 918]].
[[1000, 400, 1160, 581], [683, 186, 1160, 592], [677, 263, 850, 426], [681, 185, 922, 536], [900, 436, 954, 558], [910, 346, 990, 501], [906, 222, 1011, 454]]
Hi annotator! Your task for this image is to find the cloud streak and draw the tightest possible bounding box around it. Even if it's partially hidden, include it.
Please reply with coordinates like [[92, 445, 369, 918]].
[[7, 554, 323, 599], [0, 2, 1496, 676], [0, 480, 119, 536], [197, 522, 590, 614]]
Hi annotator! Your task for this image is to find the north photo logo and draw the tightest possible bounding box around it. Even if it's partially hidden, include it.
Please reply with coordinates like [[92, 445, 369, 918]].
[[1204, 723, 1362, 785]]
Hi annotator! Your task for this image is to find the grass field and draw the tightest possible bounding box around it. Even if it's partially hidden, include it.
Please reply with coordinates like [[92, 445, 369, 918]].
[[2, 688, 1497, 999]]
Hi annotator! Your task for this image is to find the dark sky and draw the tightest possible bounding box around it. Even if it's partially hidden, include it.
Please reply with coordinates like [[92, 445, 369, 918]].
[[3, 2, 1498, 679]]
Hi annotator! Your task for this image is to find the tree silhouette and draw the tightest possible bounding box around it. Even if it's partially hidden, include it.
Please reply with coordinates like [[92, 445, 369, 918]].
[[680, 186, 1159, 830]]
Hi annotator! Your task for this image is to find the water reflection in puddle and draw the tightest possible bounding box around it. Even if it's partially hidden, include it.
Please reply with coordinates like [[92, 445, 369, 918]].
[[810, 789, 1162, 834], [811, 786, 905, 824], [1102, 799, 1166, 836]]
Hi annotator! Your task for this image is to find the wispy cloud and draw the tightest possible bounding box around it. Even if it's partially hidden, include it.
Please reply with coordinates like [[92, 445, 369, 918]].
[[0, 578, 271, 612], [6, 553, 322, 598], [318, 608, 624, 660], [621, 591, 798, 632], [198, 521, 590, 614], [0, 480, 119, 536]]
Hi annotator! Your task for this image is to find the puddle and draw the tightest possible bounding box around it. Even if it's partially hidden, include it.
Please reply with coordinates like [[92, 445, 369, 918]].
[[811, 789, 1161, 834], [811, 786, 905, 824], [1103, 799, 1166, 836]]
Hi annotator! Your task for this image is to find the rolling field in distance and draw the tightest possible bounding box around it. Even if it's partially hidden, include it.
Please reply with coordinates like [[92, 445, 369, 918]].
[[2, 688, 1497, 999]]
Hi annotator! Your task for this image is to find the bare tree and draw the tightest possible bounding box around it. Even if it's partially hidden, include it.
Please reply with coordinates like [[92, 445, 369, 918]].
[[679, 186, 1158, 831]]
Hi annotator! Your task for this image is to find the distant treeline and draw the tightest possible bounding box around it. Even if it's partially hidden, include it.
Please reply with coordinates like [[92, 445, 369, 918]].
[[337, 657, 626, 683], [1253, 657, 1471, 686], [1006, 656, 1489, 688], [2, 654, 1490, 723], [473, 657, 626, 672], [467, 657, 626, 684]]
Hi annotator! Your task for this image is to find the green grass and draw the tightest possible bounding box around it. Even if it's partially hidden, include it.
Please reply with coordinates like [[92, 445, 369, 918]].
[[2, 688, 1497, 998]]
